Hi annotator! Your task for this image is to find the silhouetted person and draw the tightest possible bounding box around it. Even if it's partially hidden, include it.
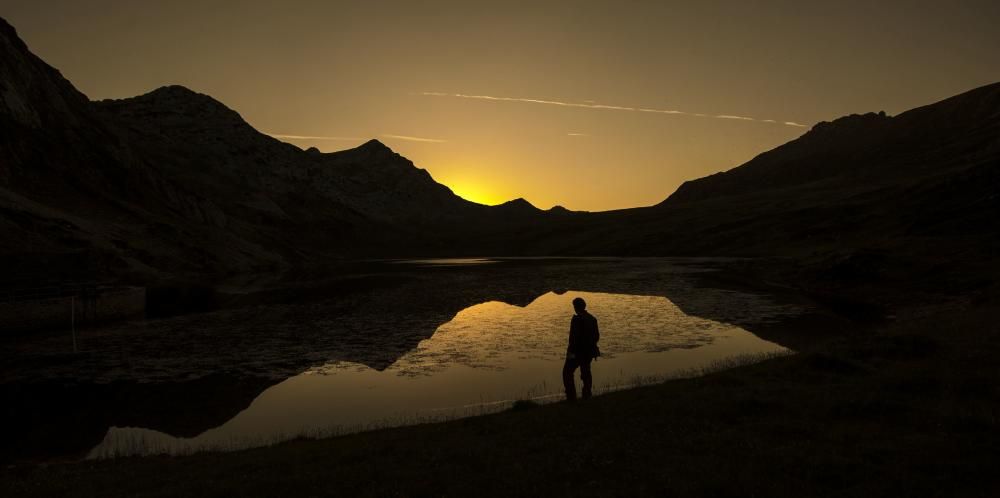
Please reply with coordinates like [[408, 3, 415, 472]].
[[563, 297, 600, 401]]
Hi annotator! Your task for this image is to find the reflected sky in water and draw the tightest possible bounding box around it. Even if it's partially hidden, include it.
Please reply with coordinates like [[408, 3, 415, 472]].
[[90, 290, 789, 458], [393, 258, 498, 266]]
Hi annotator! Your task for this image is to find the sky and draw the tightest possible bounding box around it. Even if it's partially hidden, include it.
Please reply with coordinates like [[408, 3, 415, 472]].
[[4, 0, 999, 210]]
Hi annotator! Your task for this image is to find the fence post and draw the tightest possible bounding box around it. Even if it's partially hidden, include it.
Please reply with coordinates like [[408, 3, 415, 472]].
[[71, 295, 77, 354]]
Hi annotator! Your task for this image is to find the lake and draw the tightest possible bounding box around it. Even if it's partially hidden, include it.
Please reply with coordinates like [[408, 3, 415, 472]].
[[1, 258, 807, 461]]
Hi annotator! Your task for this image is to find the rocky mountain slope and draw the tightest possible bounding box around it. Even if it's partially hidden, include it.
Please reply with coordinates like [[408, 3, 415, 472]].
[[95, 86, 481, 226], [0, 17, 579, 286], [664, 83, 1000, 205], [496, 81, 1000, 306], [2, 13, 998, 291]]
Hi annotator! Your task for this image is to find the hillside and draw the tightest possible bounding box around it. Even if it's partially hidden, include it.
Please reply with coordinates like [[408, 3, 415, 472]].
[[0, 17, 580, 287], [559, 83, 1000, 276], [3, 11, 998, 291]]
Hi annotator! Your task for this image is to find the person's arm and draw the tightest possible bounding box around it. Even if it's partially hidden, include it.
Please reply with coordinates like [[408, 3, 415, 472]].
[[567, 316, 578, 353]]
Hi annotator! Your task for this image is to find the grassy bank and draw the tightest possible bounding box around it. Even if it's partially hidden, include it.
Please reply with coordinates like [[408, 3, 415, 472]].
[[2, 296, 997, 497]]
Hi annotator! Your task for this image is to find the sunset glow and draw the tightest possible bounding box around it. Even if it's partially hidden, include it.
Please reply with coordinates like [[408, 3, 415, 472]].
[[439, 178, 506, 206], [6, 1, 999, 211], [2, 1, 998, 494]]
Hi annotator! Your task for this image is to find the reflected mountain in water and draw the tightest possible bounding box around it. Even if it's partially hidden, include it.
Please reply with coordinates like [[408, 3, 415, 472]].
[[393, 291, 734, 376], [2, 259, 815, 462], [89, 290, 789, 458]]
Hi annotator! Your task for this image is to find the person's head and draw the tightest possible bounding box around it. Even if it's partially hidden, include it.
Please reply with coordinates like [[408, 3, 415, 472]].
[[572, 297, 586, 313]]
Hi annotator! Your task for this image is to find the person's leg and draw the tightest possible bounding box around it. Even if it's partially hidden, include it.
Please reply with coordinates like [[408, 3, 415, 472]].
[[580, 357, 593, 399], [562, 356, 579, 401]]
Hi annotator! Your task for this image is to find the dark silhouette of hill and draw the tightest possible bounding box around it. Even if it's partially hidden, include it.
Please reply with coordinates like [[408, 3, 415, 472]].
[[538, 83, 1000, 282], [494, 197, 541, 215], [2, 14, 998, 290], [0, 17, 299, 283], [664, 83, 999, 205], [0, 17, 579, 285], [95, 86, 479, 226]]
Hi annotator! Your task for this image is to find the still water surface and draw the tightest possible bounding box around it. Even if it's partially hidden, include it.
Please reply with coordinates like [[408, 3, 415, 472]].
[[90, 290, 789, 458]]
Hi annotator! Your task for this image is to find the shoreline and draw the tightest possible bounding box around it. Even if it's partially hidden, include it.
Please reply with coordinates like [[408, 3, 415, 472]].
[[2, 259, 997, 496], [3, 295, 995, 497]]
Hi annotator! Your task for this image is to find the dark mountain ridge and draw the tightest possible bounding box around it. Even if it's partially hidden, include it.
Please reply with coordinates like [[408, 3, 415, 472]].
[[0, 16, 586, 285], [2, 14, 998, 291], [543, 82, 1000, 292], [665, 82, 1000, 206]]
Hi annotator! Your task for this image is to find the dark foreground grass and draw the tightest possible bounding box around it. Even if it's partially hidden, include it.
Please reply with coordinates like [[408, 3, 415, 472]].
[[2, 303, 998, 498]]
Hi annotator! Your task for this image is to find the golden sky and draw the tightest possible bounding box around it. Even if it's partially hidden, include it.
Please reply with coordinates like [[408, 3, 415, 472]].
[[6, 1, 999, 210]]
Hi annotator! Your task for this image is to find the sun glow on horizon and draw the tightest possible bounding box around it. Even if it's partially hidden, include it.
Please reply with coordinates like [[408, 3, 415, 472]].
[[8, 2, 997, 212], [443, 181, 507, 206]]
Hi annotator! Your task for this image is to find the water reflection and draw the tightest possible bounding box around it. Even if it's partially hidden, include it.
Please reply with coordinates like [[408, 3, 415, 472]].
[[90, 291, 788, 458], [394, 258, 498, 266]]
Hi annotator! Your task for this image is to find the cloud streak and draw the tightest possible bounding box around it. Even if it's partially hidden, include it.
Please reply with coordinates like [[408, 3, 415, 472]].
[[420, 92, 807, 128], [381, 133, 448, 143]]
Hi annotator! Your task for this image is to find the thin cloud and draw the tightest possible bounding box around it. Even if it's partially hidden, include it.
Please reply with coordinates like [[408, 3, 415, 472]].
[[381, 133, 448, 143], [266, 133, 364, 141], [420, 92, 808, 128], [566, 132, 589, 136]]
